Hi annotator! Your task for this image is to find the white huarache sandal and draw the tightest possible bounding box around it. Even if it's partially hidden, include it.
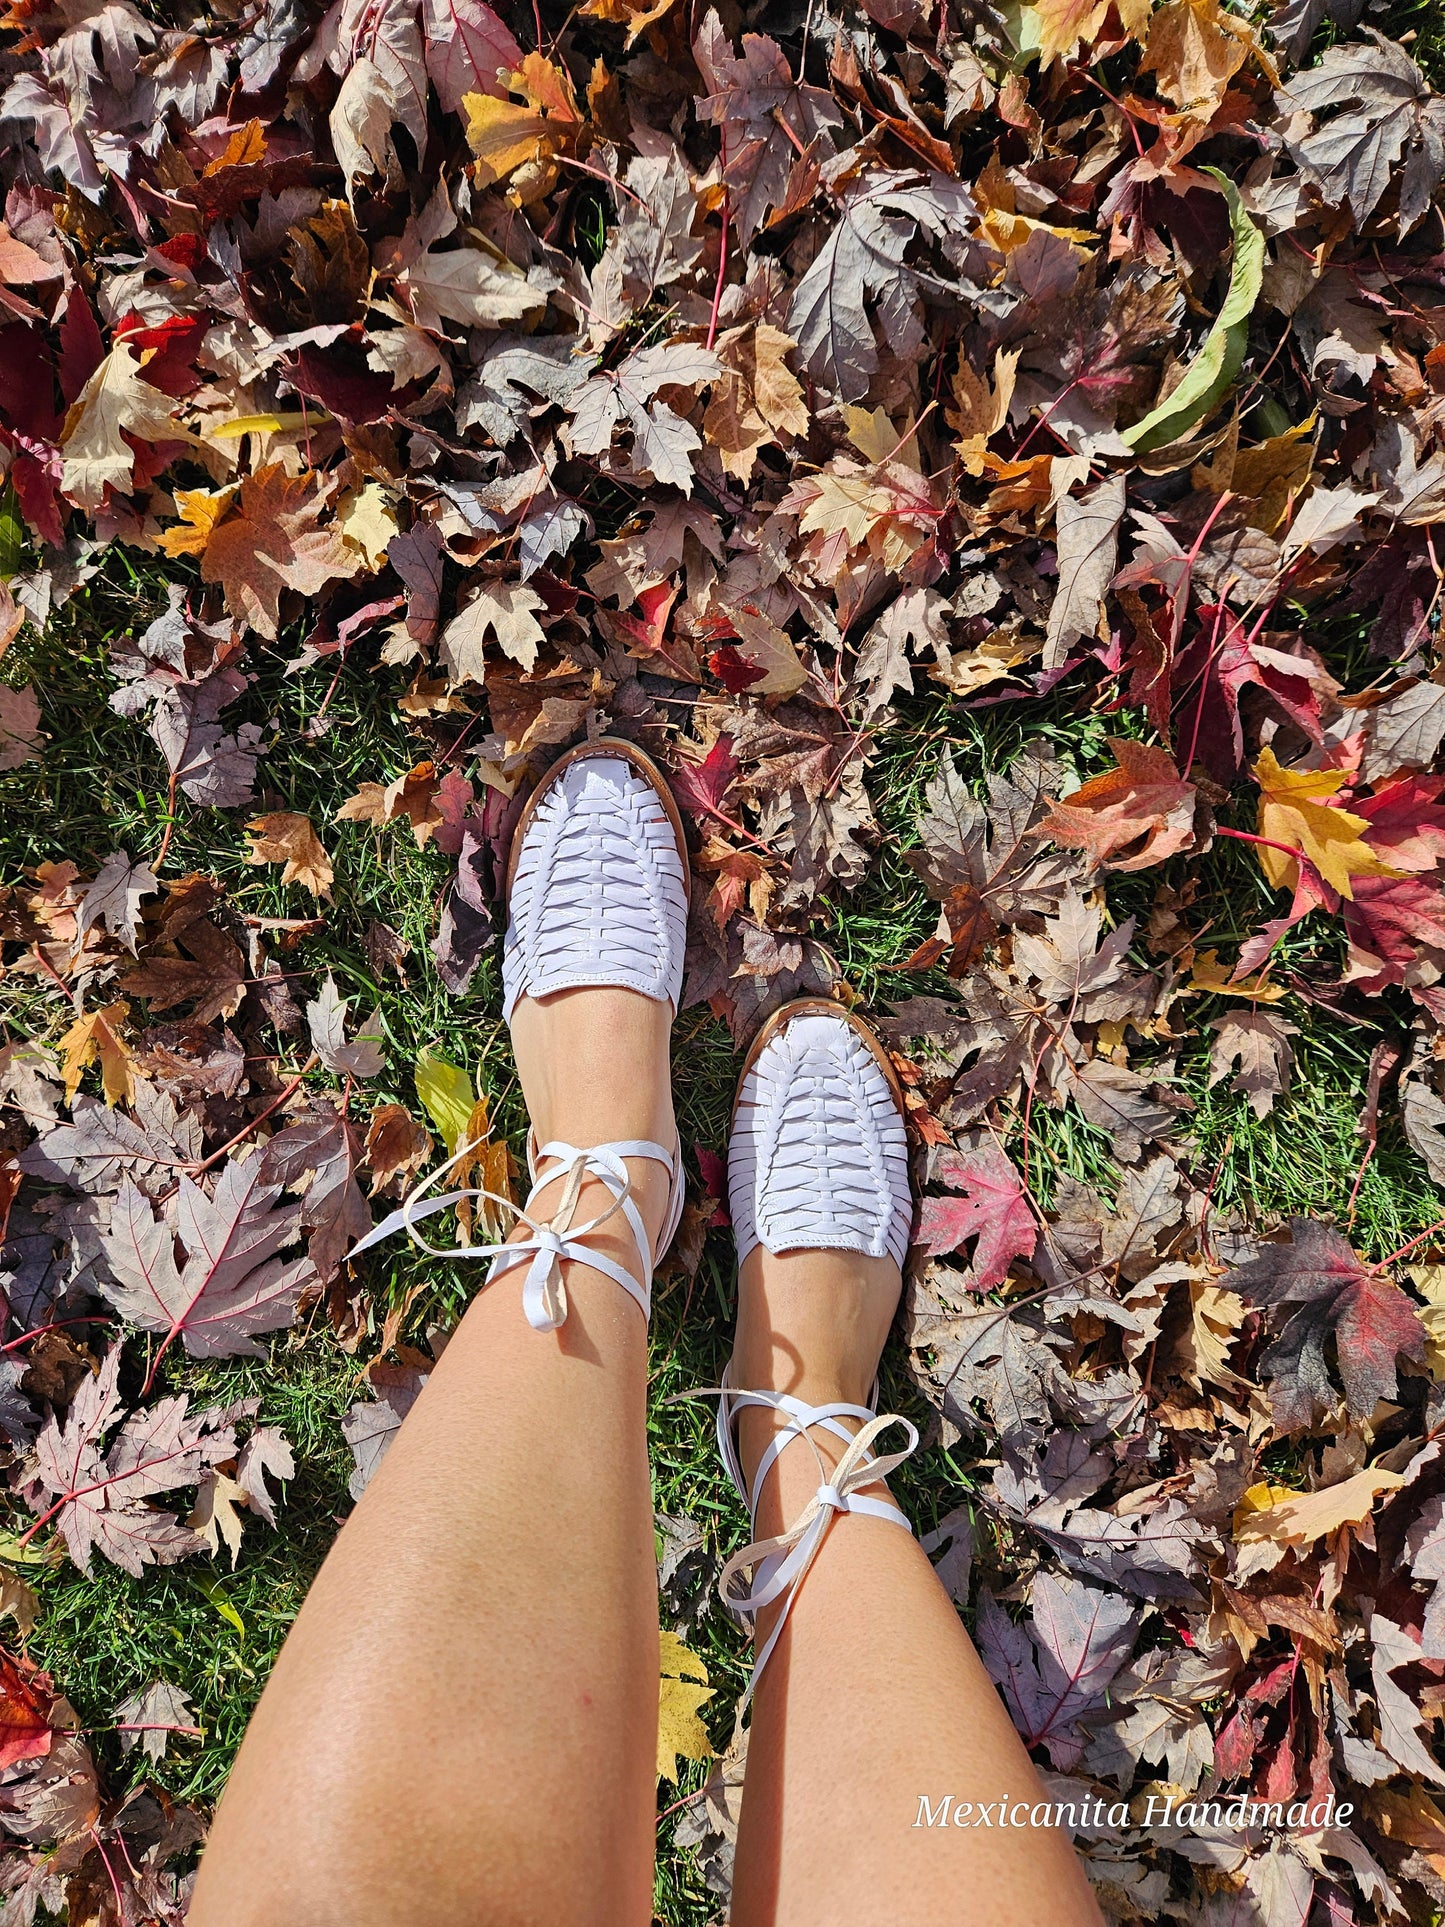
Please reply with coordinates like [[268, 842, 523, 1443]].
[[706, 1001, 920, 1711], [348, 739, 688, 1332]]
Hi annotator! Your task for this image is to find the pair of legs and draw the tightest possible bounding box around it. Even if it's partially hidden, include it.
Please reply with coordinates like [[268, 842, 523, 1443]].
[[191, 985, 1103, 1925]]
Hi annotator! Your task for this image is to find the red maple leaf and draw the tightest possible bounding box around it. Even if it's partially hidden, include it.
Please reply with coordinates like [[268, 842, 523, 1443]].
[[709, 645, 767, 693], [1344, 872, 1445, 989], [912, 1140, 1036, 1289], [0, 1650, 57, 1772], [670, 735, 739, 824], [1224, 1218, 1426, 1430], [1352, 772, 1445, 871]]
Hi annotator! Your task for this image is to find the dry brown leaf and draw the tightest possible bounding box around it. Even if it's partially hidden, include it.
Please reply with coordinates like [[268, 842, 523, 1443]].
[[245, 813, 335, 899]]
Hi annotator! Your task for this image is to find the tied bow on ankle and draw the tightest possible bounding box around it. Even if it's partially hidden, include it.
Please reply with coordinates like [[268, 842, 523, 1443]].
[[689, 1384, 919, 1719], [347, 1135, 679, 1332]]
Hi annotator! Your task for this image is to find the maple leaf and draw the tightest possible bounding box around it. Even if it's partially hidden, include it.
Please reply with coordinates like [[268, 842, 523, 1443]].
[[259, 1109, 372, 1285], [1042, 739, 1200, 871], [74, 851, 158, 957], [702, 324, 808, 482], [341, 1362, 427, 1498], [1224, 1218, 1426, 1430], [692, 11, 844, 245], [306, 975, 386, 1079], [338, 760, 446, 846], [423, 0, 522, 112], [913, 1141, 1036, 1290], [16, 1347, 241, 1576], [977, 1575, 1138, 1769], [1253, 746, 1400, 899], [394, 182, 543, 331], [787, 172, 975, 402], [98, 1160, 315, 1363], [850, 587, 949, 719], [670, 736, 739, 829], [462, 53, 581, 202], [363, 1103, 432, 1194], [657, 1629, 713, 1782], [906, 744, 1082, 973], [569, 343, 720, 494], [201, 466, 360, 642], [245, 812, 334, 899], [1141, 0, 1264, 124], [56, 1001, 138, 1108], [58, 343, 193, 511], [1045, 476, 1126, 667], [114, 1679, 199, 1763], [1280, 31, 1445, 231], [0, 686, 45, 770], [0, 1650, 57, 1772], [440, 582, 546, 681], [1344, 872, 1445, 989], [1207, 1009, 1299, 1118]]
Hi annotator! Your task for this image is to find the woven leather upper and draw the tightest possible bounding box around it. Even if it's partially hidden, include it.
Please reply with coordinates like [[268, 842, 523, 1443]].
[[729, 1012, 911, 1270], [501, 752, 688, 1023]]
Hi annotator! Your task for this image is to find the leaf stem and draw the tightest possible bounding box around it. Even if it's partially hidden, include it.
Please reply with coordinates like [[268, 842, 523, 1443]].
[[186, 1054, 319, 1180]]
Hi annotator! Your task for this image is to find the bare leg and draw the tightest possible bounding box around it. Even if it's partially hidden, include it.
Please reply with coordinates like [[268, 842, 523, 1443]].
[[190, 987, 673, 1927], [728, 1247, 1104, 1927]]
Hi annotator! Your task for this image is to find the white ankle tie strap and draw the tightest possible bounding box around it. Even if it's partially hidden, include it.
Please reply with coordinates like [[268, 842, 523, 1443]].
[[694, 1379, 919, 1716], [348, 1132, 682, 1331]]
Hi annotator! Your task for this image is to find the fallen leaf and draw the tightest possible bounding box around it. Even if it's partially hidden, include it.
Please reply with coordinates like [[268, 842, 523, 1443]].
[[245, 813, 335, 899], [56, 1001, 138, 1108], [1042, 739, 1199, 871], [1253, 746, 1401, 899], [658, 1629, 713, 1782]]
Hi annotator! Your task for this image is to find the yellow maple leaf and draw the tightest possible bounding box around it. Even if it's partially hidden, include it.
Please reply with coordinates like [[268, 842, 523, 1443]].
[[702, 324, 807, 482], [462, 54, 580, 202], [336, 481, 399, 571], [1233, 1466, 1405, 1546], [1253, 746, 1401, 899], [581, 0, 680, 45], [1187, 948, 1288, 1002], [1407, 1264, 1445, 1377], [57, 999, 138, 1106], [157, 486, 238, 558], [658, 1630, 713, 1782]]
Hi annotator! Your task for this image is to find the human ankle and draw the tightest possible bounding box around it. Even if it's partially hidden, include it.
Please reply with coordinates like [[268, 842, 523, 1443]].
[[510, 986, 674, 1149]]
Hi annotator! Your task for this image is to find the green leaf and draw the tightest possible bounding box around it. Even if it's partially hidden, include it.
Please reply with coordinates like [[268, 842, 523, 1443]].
[[1122, 170, 1264, 455], [190, 1572, 246, 1640], [0, 485, 23, 579], [414, 1048, 476, 1157]]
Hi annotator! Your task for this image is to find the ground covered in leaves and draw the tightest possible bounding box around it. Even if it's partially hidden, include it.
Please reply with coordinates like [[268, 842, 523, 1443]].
[[4, 0, 1445, 1919]]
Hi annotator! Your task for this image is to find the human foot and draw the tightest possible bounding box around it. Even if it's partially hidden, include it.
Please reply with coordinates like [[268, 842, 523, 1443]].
[[725, 1003, 912, 1495], [351, 743, 688, 1324], [491, 744, 689, 1326]]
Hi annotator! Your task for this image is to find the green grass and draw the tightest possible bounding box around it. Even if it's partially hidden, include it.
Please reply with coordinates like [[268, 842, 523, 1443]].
[[2, 541, 1442, 1926]]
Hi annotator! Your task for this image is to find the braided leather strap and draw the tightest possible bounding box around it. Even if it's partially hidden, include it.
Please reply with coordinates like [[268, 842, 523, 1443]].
[[502, 753, 688, 1024], [348, 1132, 682, 1332], [729, 1013, 911, 1270]]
